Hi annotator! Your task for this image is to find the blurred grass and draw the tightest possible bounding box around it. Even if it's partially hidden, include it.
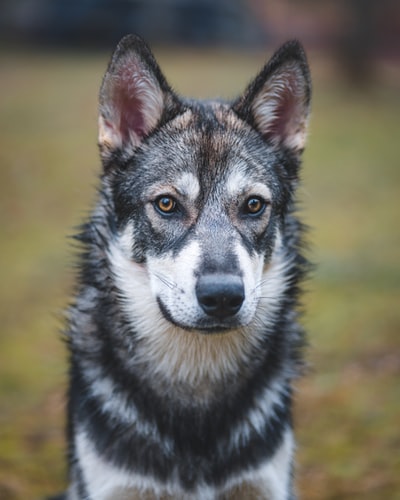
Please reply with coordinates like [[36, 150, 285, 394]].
[[0, 46, 399, 499]]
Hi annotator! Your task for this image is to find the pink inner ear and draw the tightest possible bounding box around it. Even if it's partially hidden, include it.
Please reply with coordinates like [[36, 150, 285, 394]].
[[117, 89, 145, 143], [268, 90, 297, 142], [112, 64, 148, 143]]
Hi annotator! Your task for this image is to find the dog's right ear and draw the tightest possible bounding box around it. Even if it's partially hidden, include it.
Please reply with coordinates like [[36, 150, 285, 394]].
[[98, 35, 181, 165]]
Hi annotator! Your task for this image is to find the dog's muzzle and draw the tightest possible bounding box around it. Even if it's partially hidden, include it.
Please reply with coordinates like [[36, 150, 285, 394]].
[[196, 274, 245, 320]]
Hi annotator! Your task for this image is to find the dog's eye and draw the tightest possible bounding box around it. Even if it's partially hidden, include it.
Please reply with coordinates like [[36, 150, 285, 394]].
[[244, 197, 267, 216], [155, 196, 177, 215]]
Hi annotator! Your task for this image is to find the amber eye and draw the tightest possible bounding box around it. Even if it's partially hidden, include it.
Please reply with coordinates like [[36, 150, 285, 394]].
[[155, 196, 177, 215], [244, 197, 266, 216]]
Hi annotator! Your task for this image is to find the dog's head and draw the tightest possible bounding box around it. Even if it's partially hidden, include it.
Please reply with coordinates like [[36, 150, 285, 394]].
[[98, 35, 311, 335]]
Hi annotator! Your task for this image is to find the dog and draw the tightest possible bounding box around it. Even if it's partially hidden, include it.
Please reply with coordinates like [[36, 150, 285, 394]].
[[59, 34, 311, 500]]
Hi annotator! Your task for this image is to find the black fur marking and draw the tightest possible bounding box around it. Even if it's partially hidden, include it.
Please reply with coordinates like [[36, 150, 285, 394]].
[[72, 357, 292, 491]]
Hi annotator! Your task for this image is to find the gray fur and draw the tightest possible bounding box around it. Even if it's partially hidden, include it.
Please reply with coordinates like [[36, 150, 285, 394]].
[[58, 35, 312, 500]]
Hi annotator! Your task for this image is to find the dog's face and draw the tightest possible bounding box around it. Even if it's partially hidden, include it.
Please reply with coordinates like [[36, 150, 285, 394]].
[[98, 36, 311, 334]]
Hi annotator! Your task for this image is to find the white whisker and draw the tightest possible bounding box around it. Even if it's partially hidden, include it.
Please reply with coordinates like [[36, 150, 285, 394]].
[[153, 272, 179, 290]]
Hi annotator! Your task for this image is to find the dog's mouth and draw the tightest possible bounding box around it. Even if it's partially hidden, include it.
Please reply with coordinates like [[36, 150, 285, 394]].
[[186, 323, 240, 335], [157, 297, 244, 334]]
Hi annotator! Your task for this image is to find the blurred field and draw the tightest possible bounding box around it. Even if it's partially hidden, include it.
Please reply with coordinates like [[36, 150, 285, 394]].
[[0, 46, 399, 499]]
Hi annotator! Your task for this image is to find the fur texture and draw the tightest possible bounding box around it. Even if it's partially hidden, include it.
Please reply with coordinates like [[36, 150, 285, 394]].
[[60, 35, 311, 500]]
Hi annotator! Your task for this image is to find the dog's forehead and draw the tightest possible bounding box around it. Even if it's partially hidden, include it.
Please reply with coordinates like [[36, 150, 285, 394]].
[[143, 102, 276, 196], [153, 102, 253, 155]]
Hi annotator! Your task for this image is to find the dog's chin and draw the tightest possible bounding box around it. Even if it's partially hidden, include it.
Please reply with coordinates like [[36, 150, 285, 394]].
[[157, 298, 244, 335]]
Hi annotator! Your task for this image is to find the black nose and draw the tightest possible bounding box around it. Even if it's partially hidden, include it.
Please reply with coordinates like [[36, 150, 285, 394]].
[[196, 274, 245, 319]]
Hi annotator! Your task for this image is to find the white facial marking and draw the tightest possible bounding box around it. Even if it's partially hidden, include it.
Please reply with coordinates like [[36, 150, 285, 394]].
[[146, 239, 202, 327], [226, 168, 272, 201], [252, 231, 294, 327], [107, 224, 291, 396], [108, 228, 247, 392], [236, 229, 292, 337], [233, 240, 264, 324], [175, 172, 200, 201]]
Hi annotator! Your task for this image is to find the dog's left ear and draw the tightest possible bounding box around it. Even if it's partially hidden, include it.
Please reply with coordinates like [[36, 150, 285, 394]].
[[98, 34, 181, 165], [233, 40, 311, 155]]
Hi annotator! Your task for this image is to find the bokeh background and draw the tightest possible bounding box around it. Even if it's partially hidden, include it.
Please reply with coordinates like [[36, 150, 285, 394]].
[[1, 1, 399, 498]]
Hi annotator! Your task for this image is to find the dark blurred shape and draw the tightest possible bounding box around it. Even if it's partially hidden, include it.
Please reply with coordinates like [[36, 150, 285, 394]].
[[249, 0, 400, 85], [336, 0, 378, 85], [0, 0, 265, 48], [337, 0, 400, 85]]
